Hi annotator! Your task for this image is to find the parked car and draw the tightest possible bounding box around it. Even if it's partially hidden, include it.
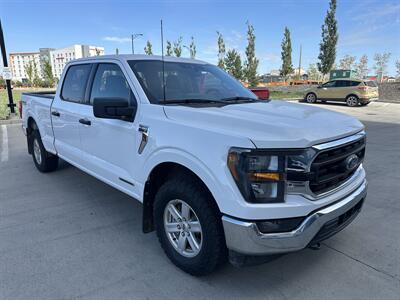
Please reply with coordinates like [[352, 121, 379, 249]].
[[21, 55, 367, 275], [303, 78, 379, 106]]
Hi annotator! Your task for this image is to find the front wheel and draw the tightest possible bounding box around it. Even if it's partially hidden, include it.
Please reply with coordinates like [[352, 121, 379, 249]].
[[154, 175, 227, 276], [31, 130, 59, 172], [305, 93, 317, 103], [346, 95, 359, 107]]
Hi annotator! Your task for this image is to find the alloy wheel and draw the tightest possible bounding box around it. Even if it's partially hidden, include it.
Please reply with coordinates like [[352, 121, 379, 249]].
[[33, 138, 42, 165], [163, 199, 203, 258]]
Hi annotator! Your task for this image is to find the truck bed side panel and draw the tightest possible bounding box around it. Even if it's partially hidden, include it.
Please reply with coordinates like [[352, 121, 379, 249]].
[[22, 94, 56, 154]]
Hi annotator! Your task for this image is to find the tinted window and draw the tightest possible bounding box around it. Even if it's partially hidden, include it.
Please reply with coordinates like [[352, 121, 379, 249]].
[[61, 64, 91, 103], [90, 63, 134, 104], [364, 81, 378, 87], [349, 81, 361, 86], [335, 80, 346, 87], [322, 81, 336, 88], [128, 60, 256, 104]]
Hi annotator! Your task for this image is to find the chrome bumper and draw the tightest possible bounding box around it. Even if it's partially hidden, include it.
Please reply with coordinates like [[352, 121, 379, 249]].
[[222, 179, 367, 255]]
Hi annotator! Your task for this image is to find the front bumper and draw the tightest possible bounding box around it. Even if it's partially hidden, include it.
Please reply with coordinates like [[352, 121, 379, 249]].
[[222, 179, 367, 255]]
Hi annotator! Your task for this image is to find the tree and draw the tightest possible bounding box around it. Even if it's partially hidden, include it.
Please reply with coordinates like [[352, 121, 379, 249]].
[[355, 55, 369, 79], [173, 37, 183, 57], [43, 60, 55, 87], [244, 21, 259, 87], [339, 55, 356, 69], [217, 31, 226, 69], [307, 63, 321, 80], [317, 0, 338, 76], [144, 40, 153, 55], [166, 41, 173, 56], [189, 36, 196, 59], [396, 60, 400, 79], [373, 52, 391, 77], [25, 61, 34, 86], [280, 27, 293, 80], [224, 49, 243, 80]]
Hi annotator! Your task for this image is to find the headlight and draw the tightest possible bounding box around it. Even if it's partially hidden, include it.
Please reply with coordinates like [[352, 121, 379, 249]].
[[227, 148, 315, 203]]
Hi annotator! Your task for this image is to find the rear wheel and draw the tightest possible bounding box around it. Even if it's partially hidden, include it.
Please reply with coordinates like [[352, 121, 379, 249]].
[[305, 93, 317, 103], [31, 130, 59, 172], [154, 175, 227, 276], [346, 95, 359, 107]]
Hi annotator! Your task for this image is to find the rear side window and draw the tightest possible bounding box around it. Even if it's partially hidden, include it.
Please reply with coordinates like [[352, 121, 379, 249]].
[[61, 64, 91, 103], [364, 81, 378, 87], [90, 63, 135, 105], [349, 81, 361, 86]]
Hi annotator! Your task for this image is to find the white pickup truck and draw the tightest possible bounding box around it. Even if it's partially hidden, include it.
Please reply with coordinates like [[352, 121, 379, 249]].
[[22, 55, 367, 275]]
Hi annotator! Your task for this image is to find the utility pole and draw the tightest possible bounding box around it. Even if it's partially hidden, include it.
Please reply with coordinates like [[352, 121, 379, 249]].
[[298, 44, 302, 81], [131, 33, 143, 54], [0, 19, 15, 114]]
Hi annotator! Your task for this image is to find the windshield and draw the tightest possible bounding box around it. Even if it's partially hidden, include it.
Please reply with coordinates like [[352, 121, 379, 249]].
[[128, 60, 257, 104]]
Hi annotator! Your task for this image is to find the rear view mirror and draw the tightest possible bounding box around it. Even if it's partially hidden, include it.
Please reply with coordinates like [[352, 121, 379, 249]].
[[93, 98, 136, 122]]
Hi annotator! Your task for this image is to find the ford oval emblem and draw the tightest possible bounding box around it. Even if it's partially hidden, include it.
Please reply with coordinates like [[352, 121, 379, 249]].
[[345, 154, 359, 171]]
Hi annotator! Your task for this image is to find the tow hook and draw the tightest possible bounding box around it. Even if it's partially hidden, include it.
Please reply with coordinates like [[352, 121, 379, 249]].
[[309, 242, 321, 250]]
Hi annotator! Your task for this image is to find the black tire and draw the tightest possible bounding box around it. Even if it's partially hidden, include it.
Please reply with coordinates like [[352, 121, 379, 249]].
[[154, 175, 227, 276], [305, 92, 317, 103], [31, 130, 59, 172], [346, 95, 359, 107]]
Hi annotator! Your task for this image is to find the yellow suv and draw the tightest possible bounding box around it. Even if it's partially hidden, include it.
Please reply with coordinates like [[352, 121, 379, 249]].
[[304, 78, 379, 106]]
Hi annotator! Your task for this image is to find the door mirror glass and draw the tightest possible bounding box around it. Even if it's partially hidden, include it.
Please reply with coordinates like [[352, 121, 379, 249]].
[[93, 98, 136, 122]]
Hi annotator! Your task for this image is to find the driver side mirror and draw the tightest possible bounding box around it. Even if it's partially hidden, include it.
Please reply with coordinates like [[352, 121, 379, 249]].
[[317, 84, 322, 88], [93, 97, 136, 122]]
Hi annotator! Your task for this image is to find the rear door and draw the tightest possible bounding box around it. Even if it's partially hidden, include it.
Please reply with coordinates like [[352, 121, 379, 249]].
[[51, 64, 92, 165], [77, 62, 140, 195]]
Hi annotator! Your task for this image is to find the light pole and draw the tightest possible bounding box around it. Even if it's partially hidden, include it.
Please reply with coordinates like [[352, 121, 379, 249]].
[[131, 33, 143, 54]]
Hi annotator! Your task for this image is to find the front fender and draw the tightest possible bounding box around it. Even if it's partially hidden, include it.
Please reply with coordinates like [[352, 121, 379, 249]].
[[139, 147, 224, 210]]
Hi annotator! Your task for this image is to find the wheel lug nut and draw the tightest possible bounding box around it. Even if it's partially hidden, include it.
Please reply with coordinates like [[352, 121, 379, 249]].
[[177, 225, 181, 229]]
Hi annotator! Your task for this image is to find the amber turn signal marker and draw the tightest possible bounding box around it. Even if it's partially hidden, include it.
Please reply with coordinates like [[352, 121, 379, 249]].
[[249, 172, 280, 181]]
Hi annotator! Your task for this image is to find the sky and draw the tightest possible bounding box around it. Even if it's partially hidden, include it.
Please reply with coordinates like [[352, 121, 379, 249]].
[[1, 0, 399, 75]]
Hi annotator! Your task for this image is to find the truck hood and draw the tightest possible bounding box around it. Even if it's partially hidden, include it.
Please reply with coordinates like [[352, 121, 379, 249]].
[[163, 100, 364, 148]]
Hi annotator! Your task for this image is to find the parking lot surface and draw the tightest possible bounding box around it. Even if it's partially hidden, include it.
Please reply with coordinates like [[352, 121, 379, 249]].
[[1, 101, 399, 299]]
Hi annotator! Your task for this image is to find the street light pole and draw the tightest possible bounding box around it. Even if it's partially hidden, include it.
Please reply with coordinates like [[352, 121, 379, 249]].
[[131, 33, 143, 54], [0, 19, 15, 114]]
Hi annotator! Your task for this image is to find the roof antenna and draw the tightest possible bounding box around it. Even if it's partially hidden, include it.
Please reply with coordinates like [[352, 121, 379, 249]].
[[160, 19, 166, 103]]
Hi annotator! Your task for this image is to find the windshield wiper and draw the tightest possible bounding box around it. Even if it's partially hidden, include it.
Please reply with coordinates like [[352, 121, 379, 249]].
[[220, 96, 258, 102], [162, 99, 226, 104]]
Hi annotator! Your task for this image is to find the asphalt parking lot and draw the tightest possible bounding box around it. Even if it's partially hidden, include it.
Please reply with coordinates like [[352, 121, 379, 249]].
[[1, 101, 399, 299]]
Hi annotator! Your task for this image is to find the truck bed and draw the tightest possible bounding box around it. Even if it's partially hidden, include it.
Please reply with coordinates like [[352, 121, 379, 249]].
[[22, 91, 56, 100]]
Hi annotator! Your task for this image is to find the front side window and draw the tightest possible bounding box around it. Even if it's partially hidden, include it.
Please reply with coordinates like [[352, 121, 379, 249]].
[[322, 81, 336, 88], [90, 63, 135, 105], [61, 64, 91, 103], [128, 60, 256, 104]]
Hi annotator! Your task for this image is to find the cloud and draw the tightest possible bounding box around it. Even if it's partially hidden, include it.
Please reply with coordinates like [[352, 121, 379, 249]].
[[102, 36, 131, 43]]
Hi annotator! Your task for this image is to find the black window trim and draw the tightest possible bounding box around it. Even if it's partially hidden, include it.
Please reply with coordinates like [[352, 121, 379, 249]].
[[60, 63, 94, 104]]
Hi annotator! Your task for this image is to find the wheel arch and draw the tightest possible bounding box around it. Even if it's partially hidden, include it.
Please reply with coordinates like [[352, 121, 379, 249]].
[[142, 160, 221, 234], [26, 116, 38, 154]]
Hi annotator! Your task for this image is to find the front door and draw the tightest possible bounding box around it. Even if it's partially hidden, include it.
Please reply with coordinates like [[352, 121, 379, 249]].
[[78, 62, 140, 196], [318, 80, 337, 99]]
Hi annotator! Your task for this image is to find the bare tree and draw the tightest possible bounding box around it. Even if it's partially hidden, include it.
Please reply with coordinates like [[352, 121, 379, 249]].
[[373, 52, 391, 78], [339, 55, 356, 69], [355, 55, 369, 79]]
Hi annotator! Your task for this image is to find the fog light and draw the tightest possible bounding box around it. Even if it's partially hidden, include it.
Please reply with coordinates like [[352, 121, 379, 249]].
[[256, 217, 304, 234]]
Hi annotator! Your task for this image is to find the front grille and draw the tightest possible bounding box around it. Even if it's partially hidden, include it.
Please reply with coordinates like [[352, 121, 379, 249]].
[[309, 198, 364, 245], [309, 137, 366, 194]]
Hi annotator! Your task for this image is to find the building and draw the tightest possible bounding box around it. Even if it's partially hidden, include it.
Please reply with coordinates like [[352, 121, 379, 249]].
[[329, 69, 357, 80], [50, 45, 104, 78], [9, 52, 41, 82], [9, 44, 105, 82]]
